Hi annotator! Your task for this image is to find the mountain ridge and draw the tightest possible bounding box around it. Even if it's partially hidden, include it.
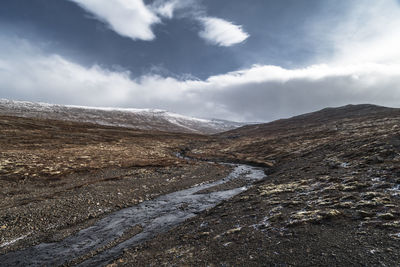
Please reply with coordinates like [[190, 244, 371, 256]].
[[0, 99, 244, 134], [220, 103, 399, 137]]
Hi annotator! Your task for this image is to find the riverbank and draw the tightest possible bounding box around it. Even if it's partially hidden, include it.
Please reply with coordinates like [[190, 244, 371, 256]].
[[111, 105, 400, 266], [1, 162, 233, 256], [113, 148, 400, 266], [2, 105, 400, 266], [0, 164, 265, 266], [0, 115, 231, 256]]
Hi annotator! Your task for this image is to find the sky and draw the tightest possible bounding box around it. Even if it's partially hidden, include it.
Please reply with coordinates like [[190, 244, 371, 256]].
[[0, 0, 400, 122]]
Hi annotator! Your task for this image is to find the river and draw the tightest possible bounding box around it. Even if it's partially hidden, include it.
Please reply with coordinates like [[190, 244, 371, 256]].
[[0, 162, 266, 267]]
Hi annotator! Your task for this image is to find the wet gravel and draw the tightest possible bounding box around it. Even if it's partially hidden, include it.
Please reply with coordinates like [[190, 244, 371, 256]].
[[0, 162, 232, 256], [0, 164, 266, 266]]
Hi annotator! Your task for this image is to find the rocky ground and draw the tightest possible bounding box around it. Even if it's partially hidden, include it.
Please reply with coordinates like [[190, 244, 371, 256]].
[[1, 104, 400, 266], [0, 115, 231, 254], [112, 104, 400, 266]]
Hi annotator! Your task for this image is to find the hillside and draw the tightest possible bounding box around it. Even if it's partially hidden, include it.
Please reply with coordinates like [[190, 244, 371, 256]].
[[0, 99, 244, 134], [220, 104, 398, 138], [1, 104, 400, 266], [188, 104, 400, 166], [129, 104, 399, 266]]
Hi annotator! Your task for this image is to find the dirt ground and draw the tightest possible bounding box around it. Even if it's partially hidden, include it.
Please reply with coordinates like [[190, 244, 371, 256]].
[[1, 105, 400, 266], [112, 105, 400, 266], [114, 150, 400, 266], [0, 115, 231, 254]]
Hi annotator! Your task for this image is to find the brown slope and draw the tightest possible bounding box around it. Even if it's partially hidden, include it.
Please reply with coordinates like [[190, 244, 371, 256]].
[[186, 104, 400, 166], [0, 114, 206, 179], [220, 104, 399, 138], [111, 106, 400, 266]]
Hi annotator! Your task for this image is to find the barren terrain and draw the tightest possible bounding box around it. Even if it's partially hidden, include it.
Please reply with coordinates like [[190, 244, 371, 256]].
[[1, 104, 400, 266], [0, 115, 231, 256], [114, 104, 400, 266]]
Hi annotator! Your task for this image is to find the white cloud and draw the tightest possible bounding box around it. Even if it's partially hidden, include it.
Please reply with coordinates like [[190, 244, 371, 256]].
[[198, 17, 249, 47], [152, 0, 181, 19], [1, 37, 400, 122], [310, 0, 400, 65], [3, 1, 400, 122], [69, 0, 249, 46], [69, 0, 160, 41]]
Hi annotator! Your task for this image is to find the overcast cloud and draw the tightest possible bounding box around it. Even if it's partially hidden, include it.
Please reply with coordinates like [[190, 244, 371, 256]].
[[332, 0, 400, 65], [1, 0, 400, 122], [1, 36, 399, 122]]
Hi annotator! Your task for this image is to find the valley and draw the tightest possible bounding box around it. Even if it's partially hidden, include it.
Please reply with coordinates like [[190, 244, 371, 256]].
[[1, 103, 400, 266]]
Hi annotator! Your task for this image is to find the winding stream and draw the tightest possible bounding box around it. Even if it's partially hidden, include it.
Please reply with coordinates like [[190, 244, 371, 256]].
[[0, 162, 266, 267]]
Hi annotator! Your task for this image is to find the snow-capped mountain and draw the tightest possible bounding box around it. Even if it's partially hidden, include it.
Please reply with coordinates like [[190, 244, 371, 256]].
[[0, 99, 245, 134]]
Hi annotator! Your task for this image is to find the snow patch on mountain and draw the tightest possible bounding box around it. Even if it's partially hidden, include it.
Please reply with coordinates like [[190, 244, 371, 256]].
[[0, 99, 245, 134]]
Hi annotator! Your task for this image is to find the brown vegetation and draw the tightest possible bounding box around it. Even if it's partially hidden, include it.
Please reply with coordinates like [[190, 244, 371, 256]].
[[2, 104, 400, 266], [0, 115, 231, 253], [115, 104, 400, 266]]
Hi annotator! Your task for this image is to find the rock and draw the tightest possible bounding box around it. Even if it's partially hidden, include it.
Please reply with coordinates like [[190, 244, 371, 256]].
[[78, 156, 91, 159], [325, 209, 341, 218], [240, 196, 250, 201], [382, 221, 400, 228], [213, 234, 222, 240], [390, 233, 400, 239], [335, 201, 354, 208], [198, 232, 210, 238], [223, 242, 233, 247], [225, 227, 242, 234], [362, 192, 382, 200], [366, 155, 384, 164], [357, 211, 375, 218], [377, 213, 395, 220], [356, 200, 380, 208]]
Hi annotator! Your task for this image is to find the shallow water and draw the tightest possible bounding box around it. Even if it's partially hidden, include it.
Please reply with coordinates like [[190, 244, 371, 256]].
[[0, 164, 266, 267]]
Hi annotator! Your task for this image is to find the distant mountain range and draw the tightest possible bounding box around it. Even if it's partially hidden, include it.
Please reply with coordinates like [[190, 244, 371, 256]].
[[0, 99, 245, 134]]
